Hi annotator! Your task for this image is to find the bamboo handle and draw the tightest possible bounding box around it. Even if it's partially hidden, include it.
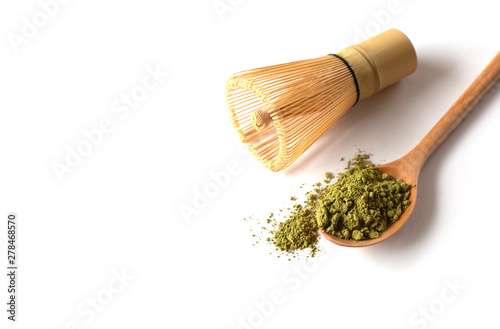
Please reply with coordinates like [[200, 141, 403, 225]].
[[407, 51, 500, 170]]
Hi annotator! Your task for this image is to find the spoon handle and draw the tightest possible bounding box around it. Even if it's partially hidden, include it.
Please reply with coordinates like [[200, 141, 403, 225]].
[[407, 51, 500, 171]]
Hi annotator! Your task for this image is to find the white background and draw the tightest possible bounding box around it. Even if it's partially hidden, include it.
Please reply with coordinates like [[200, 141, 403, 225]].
[[1, 0, 499, 328]]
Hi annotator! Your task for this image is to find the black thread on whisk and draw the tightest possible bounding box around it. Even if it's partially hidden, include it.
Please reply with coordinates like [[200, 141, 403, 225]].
[[329, 54, 360, 104]]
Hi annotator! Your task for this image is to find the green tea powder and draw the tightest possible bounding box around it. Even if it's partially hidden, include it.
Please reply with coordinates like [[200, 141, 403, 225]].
[[249, 153, 412, 257], [316, 154, 412, 241], [272, 202, 319, 257]]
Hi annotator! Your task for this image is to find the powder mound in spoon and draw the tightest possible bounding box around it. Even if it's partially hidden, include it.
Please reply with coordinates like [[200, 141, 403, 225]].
[[317, 154, 412, 241]]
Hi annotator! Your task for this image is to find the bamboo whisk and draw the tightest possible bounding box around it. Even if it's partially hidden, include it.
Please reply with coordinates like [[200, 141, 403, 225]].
[[226, 29, 417, 171]]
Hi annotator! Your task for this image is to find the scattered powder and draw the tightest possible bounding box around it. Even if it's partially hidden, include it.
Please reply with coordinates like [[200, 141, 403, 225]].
[[273, 204, 318, 256]]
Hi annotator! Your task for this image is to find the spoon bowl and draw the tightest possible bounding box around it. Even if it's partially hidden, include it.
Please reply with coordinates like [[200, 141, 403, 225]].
[[320, 51, 500, 247]]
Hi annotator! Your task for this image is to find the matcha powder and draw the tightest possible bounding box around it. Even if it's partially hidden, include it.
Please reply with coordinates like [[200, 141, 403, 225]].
[[272, 203, 319, 257], [248, 153, 413, 258], [316, 154, 412, 241]]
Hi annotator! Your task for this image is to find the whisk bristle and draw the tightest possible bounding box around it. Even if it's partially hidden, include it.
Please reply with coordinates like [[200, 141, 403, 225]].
[[226, 55, 358, 171]]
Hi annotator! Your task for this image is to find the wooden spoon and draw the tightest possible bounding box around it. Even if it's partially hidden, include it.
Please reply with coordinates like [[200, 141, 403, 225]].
[[321, 51, 500, 247]]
